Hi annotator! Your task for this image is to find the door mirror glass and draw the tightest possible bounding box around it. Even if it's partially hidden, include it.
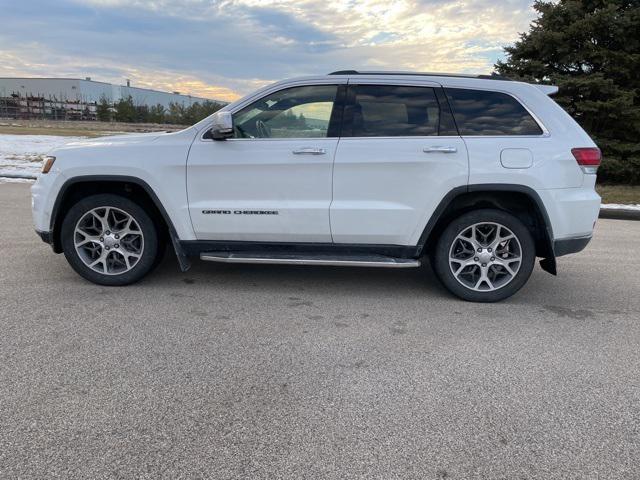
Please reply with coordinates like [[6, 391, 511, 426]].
[[210, 111, 233, 140]]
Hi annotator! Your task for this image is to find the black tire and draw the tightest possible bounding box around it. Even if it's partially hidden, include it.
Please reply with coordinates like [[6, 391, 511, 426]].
[[432, 209, 536, 302], [61, 194, 159, 286]]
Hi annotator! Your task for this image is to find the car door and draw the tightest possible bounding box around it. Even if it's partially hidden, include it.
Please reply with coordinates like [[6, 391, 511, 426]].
[[330, 81, 469, 245], [187, 83, 345, 242]]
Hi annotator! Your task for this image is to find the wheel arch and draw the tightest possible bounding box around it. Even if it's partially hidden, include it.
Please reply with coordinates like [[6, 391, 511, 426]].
[[49, 176, 186, 266], [417, 184, 557, 274]]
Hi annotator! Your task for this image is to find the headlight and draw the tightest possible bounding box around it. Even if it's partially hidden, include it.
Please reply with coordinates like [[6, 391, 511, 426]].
[[41, 156, 56, 174]]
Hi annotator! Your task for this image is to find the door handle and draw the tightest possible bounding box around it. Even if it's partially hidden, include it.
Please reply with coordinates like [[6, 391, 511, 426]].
[[292, 147, 326, 155], [423, 146, 457, 154]]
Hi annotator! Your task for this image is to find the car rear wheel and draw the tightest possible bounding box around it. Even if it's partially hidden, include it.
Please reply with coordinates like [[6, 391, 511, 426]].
[[61, 194, 159, 286], [432, 209, 535, 302]]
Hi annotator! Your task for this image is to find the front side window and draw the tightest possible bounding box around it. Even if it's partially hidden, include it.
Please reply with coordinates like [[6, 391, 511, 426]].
[[347, 85, 442, 137], [233, 85, 338, 139], [445, 88, 543, 136]]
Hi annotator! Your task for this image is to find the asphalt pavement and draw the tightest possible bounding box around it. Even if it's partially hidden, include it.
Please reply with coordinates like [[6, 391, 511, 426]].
[[1, 182, 639, 479]]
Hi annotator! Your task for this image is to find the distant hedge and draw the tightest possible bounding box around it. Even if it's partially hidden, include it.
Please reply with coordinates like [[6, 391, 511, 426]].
[[97, 95, 224, 126]]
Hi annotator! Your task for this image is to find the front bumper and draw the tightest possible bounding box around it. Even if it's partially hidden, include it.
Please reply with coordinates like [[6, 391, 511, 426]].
[[31, 170, 67, 253], [554, 235, 592, 257]]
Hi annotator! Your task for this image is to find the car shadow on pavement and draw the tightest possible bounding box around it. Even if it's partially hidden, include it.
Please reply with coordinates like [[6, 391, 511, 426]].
[[148, 249, 448, 299]]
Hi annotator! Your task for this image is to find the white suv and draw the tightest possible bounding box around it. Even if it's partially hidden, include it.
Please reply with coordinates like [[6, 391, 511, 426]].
[[31, 71, 601, 302]]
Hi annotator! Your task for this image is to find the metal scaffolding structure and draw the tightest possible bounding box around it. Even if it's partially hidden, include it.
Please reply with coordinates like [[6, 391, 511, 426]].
[[0, 94, 97, 121]]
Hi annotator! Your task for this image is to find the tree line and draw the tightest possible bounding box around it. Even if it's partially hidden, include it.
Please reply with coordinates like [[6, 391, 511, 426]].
[[496, 0, 639, 185], [96, 96, 225, 126]]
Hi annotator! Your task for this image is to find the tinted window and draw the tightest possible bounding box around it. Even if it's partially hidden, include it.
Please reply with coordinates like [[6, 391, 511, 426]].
[[233, 85, 338, 139], [445, 88, 543, 136], [347, 85, 442, 137]]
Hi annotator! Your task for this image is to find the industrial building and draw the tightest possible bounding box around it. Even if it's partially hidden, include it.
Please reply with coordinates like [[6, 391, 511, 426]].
[[0, 77, 224, 121]]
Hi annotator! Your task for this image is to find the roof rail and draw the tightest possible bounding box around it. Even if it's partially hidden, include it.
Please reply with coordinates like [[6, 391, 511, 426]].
[[328, 70, 512, 81]]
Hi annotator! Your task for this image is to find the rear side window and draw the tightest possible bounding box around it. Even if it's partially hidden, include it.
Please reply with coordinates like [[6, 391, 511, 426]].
[[346, 85, 451, 137], [445, 88, 543, 136]]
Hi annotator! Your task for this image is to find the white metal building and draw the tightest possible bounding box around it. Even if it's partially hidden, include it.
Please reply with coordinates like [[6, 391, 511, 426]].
[[0, 77, 220, 108]]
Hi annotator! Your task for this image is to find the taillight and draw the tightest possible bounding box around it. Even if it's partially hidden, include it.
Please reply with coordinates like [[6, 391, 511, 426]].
[[572, 148, 601, 174]]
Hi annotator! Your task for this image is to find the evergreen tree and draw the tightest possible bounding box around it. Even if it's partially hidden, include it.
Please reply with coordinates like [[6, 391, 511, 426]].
[[135, 104, 150, 123], [96, 95, 111, 122], [166, 102, 187, 124], [496, 0, 640, 184], [186, 100, 224, 124], [114, 96, 137, 123], [201, 100, 224, 117], [298, 112, 307, 129], [148, 104, 166, 124], [182, 102, 201, 125]]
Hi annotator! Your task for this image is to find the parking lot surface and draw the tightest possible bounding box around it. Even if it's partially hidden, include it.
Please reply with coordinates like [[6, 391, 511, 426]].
[[1, 182, 639, 479]]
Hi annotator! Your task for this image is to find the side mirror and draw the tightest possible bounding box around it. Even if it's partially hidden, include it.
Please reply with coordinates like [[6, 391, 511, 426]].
[[209, 111, 233, 140]]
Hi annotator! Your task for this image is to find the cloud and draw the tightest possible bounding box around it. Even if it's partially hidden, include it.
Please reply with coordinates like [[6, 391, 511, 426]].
[[0, 0, 537, 99]]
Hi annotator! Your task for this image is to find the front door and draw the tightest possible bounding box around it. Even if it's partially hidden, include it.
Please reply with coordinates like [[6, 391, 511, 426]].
[[187, 84, 343, 242]]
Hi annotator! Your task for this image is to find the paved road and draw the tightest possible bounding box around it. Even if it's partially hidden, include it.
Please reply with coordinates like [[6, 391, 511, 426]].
[[1, 182, 639, 479]]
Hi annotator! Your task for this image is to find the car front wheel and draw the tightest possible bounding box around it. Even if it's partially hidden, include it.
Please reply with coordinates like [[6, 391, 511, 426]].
[[432, 209, 536, 302], [61, 194, 159, 286]]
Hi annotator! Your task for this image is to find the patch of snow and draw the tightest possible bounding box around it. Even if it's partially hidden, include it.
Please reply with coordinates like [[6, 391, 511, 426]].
[[0, 177, 35, 184], [0, 134, 86, 178], [601, 203, 640, 211]]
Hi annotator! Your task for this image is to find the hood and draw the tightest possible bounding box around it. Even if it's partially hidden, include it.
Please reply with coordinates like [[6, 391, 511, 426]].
[[49, 132, 177, 155], [57, 131, 165, 150]]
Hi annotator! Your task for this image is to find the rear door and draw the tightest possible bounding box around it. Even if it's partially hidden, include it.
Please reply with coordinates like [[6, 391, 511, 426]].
[[330, 81, 469, 245]]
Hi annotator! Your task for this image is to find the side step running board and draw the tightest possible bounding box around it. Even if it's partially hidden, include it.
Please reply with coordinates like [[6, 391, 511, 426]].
[[200, 252, 421, 268]]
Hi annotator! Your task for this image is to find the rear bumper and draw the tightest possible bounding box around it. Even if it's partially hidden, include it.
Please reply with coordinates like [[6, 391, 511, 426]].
[[554, 235, 592, 257], [538, 183, 600, 240]]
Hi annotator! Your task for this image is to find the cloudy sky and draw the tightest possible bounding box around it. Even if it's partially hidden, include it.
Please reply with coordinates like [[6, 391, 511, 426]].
[[0, 0, 537, 101]]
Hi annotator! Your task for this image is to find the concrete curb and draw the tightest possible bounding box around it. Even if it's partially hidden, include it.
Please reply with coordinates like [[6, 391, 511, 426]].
[[599, 208, 640, 221]]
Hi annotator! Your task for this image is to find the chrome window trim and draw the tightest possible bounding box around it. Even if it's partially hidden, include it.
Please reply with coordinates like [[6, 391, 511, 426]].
[[222, 137, 336, 142], [337, 135, 462, 141]]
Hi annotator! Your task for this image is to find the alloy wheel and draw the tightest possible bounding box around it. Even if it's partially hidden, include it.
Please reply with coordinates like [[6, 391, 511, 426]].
[[448, 222, 522, 292], [73, 206, 144, 275]]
